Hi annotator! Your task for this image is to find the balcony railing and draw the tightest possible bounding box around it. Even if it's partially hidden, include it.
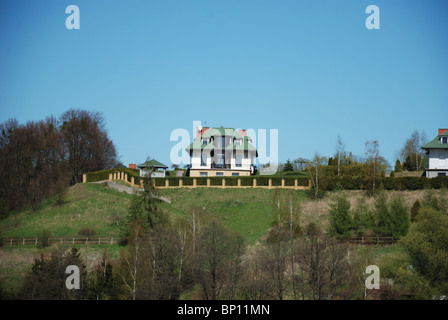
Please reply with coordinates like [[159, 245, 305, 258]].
[[211, 163, 231, 169]]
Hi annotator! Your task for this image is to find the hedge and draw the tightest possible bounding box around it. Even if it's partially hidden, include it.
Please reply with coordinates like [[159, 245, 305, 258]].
[[325, 176, 448, 191], [85, 168, 448, 191]]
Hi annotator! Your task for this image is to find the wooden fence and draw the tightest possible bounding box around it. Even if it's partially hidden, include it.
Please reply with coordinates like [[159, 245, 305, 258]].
[[1, 237, 118, 246], [2, 236, 396, 247], [347, 236, 395, 245], [84, 172, 312, 190]]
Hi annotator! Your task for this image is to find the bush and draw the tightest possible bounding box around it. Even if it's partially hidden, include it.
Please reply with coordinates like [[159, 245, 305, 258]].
[[328, 195, 353, 239], [78, 228, 97, 237]]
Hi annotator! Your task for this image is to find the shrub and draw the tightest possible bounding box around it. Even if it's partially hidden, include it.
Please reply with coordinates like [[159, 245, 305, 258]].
[[78, 228, 97, 237], [410, 200, 421, 222], [328, 195, 353, 239]]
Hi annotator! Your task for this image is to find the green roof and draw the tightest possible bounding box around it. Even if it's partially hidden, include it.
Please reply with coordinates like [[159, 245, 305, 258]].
[[422, 131, 448, 150], [186, 126, 257, 154], [138, 159, 168, 168]]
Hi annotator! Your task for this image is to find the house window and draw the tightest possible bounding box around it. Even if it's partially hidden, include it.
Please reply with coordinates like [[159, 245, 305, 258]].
[[201, 154, 207, 166], [440, 158, 447, 168], [216, 172, 223, 176], [232, 172, 239, 176], [442, 137, 448, 144], [202, 139, 208, 145], [438, 172, 446, 176], [235, 155, 242, 167], [200, 172, 208, 177], [235, 139, 242, 146]]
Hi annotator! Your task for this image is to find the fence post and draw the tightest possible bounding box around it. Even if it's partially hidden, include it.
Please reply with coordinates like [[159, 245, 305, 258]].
[[253, 178, 257, 188], [207, 178, 210, 187], [193, 178, 197, 187], [269, 178, 272, 189], [222, 178, 226, 188], [238, 178, 241, 187], [179, 179, 183, 187], [35, 238, 38, 245], [131, 176, 135, 187], [83, 174, 87, 183], [295, 179, 298, 188], [281, 179, 285, 188], [165, 179, 169, 187], [140, 180, 144, 188]]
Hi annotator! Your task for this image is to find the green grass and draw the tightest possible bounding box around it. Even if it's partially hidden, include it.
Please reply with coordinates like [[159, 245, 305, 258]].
[[0, 244, 124, 293], [158, 188, 308, 244], [1, 183, 133, 238]]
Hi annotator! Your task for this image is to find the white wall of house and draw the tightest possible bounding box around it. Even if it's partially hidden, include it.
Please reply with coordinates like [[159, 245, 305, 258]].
[[191, 151, 211, 169], [140, 168, 166, 178], [190, 150, 255, 171], [428, 150, 448, 169]]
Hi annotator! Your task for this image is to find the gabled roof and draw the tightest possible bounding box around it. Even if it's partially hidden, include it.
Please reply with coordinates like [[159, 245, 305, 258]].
[[422, 131, 448, 150], [137, 159, 168, 168], [186, 126, 257, 154]]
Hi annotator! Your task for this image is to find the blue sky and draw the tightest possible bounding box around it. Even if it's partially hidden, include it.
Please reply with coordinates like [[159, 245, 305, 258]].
[[1, 0, 447, 169]]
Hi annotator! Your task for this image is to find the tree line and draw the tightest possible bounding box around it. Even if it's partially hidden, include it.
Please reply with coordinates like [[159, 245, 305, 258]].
[[279, 131, 430, 200], [1, 177, 447, 300], [0, 109, 118, 216]]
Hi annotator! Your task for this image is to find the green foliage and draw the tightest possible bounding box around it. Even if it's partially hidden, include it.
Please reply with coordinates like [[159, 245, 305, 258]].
[[328, 195, 353, 239], [86, 251, 118, 300], [374, 193, 409, 239], [352, 197, 375, 236], [283, 159, 294, 172], [401, 206, 448, 294], [20, 247, 87, 300], [86, 168, 140, 183], [410, 200, 421, 222], [394, 160, 403, 173]]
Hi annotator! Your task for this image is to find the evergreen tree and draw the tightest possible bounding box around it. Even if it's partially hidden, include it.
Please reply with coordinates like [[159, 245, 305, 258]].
[[410, 200, 421, 222], [328, 195, 353, 239], [283, 159, 294, 172]]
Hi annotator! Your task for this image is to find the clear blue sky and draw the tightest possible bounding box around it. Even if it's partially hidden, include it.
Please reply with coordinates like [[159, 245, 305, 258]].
[[1, 0, 447, 169]]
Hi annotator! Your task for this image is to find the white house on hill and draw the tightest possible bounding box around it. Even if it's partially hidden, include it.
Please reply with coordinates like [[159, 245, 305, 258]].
[[186, 126, 258, 177], [422, 128, 448, 178]]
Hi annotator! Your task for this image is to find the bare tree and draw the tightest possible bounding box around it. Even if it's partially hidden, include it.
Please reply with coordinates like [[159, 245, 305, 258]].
[[306, 153, 328, 199], [400, 130, 427, 171], [335, 135, 346, 176]]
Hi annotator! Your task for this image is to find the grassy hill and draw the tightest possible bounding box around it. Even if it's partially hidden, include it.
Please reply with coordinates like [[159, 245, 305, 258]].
[[0, 183, 307, 242], [1, 183, 134, 238], [0, 182, 438, 295]]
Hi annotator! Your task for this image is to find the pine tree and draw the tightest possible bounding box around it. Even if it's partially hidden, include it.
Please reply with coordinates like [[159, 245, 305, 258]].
[[328, 195, 353, 239]]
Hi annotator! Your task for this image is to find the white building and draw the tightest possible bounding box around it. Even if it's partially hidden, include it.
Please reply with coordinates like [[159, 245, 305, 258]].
[[422, 128, 448, 178], [137, 159, 168, 178], [186, 126, 258, 177]]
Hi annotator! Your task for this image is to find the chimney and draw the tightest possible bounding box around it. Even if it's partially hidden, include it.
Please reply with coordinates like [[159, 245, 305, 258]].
[[438, 128, 448, 135], [129, 164, 136, 169], [196, 126, 210, 139], [238, 129, 247, 137]]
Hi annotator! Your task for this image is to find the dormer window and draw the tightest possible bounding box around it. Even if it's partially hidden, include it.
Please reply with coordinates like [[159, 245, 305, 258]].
[[442, 137, 448, 144], [202, 139, 208, 145], [235, 139, 242, 146]]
